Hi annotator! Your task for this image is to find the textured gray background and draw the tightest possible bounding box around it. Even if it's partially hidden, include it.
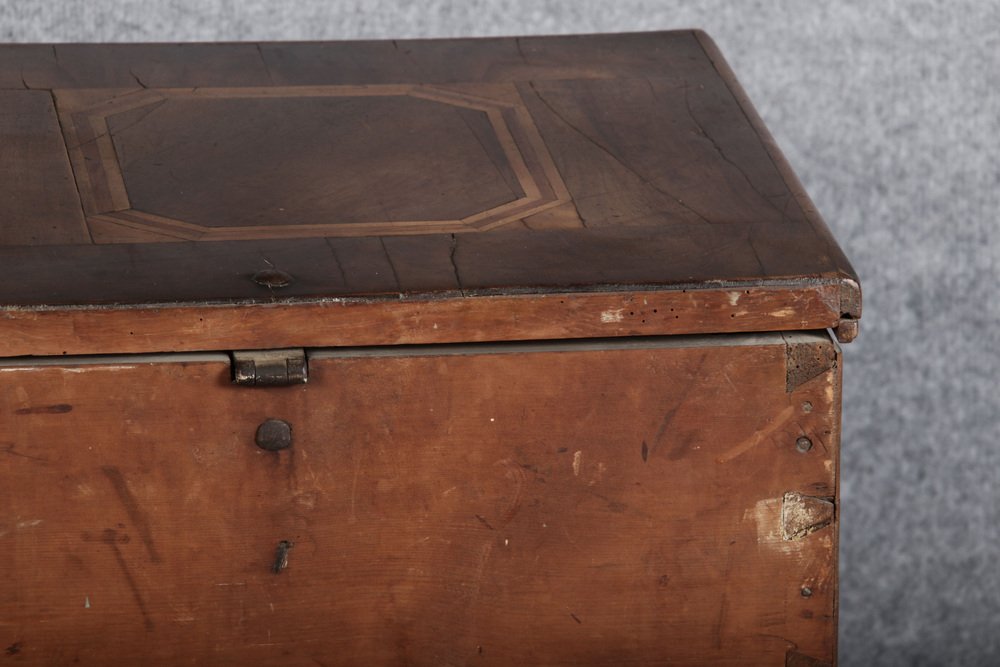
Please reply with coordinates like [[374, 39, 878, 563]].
[[2, 1, 998, 665]]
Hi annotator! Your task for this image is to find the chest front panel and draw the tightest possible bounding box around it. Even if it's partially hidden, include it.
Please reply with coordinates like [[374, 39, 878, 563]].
[[1, 334, 838, 665]]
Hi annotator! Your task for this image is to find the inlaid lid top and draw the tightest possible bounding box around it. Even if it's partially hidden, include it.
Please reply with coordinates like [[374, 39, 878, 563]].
[[0, 31, 860, 356]]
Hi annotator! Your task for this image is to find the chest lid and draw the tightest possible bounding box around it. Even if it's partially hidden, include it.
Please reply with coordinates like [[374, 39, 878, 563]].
[[0, 31, 859, 357]]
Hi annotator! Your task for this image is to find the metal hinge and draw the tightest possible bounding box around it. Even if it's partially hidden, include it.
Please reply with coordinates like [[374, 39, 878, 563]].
[[231, 348, 308, 387]]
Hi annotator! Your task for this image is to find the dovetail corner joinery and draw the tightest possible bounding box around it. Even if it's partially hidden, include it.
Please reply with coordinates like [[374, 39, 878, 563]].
[[781, 492, 835, 541], [231, 348, 308, 386]]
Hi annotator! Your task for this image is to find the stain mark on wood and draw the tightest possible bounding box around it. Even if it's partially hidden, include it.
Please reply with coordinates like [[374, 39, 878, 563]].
[[273, 540, 293, 573], [101, 528, 154, 631], [641, 440, 649, 462], [569, 613, 582, 624], [474, 514, 494, 531], [781, 492, 834, 540], [101, 466, 162, 563], [14, 403, 72, 415], [5, 642, 22, 656]]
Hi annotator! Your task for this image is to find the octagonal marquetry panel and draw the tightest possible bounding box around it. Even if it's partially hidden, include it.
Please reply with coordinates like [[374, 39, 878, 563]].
[[55, 84, 581, 243]]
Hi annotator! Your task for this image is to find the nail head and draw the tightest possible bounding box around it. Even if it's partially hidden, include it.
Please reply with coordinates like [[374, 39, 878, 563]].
[[256, 419, 293, 451]]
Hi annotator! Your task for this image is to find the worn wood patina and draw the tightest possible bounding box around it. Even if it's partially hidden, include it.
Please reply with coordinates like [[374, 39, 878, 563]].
[[0, 32, 859, 666]]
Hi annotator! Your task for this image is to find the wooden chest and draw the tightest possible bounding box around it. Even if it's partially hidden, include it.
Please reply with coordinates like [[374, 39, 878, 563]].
[[0, 32, 860, 666]]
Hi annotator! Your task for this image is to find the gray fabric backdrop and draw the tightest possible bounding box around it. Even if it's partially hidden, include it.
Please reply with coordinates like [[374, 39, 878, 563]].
[[2, 1, 998, 664]]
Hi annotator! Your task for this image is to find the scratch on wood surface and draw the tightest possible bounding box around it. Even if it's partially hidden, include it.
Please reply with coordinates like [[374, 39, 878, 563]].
[[128, 68, 148, 89], [101, 466, 162, 563], [494, 459, 527, 526], [102, 529, 154, 631], [378, 237, 402, 291], [68, 98, 167, 150], [255, 43, 275, 84], [716, 405, 794, 463], [648, 353, 708, 460], [324, 238, 349, 287], [712, 542, 736, 648], [515, 37, 529, 64], [680, 80, 791, 222], [572, 450, 582, 476], [1, 443, 47, 462]]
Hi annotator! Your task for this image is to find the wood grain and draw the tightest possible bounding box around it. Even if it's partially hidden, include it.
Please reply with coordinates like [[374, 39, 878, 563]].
[[0, 284, 840, 358], [0, 333, 839, 665], [1, 34, 706, 91], [0, 91, 88, 245], [692, 31, 861, 339], [53, 84, 576, 241], [0, 31, 860, 344]]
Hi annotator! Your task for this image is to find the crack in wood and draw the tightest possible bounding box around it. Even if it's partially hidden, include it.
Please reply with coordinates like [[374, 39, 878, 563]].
[[448, 233, 465, 295], [49, 90, 95, 243], [378, 237, 402, 291], [255, 43, 274, 84], [129, 68, 148, 89], [680, 80, 790, 221], [528, 81, 713, 225]]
